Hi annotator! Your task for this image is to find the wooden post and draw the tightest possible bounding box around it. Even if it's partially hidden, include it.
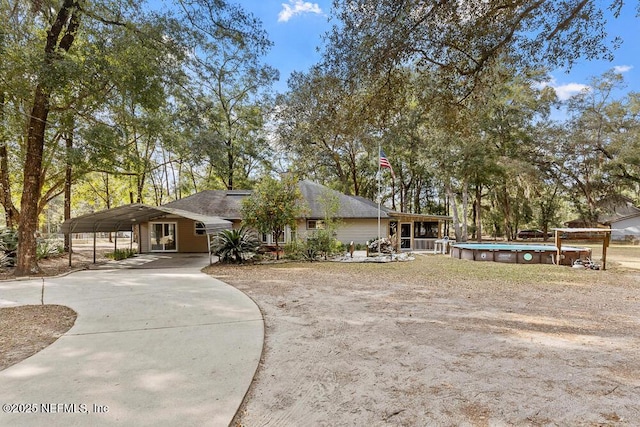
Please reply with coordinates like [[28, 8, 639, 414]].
[[555, 230, 562, 266], [93, 232, 97, 264], [602, 232, 610, 271], [68, 233, 72, 267]]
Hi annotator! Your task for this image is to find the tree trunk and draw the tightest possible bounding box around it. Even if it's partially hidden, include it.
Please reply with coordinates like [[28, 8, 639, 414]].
[[227, 139, 234, 190], [461, 181, 469, 242], [445, 181, 461, 241], [0, 92, 19, 228], [64, 131, 72, 252], [16, 87, 49, 275], [0, 144, 18, 229], [15, 0, 80, 276], [104, 173, 113, 243], [498, 183, 513, 241], [475, 184, 483, 243]]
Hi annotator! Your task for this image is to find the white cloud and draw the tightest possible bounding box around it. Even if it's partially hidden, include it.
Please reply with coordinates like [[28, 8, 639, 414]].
[[278, 0, 323, 22], [538, 78, 590, 101], [613, 65, 633, 73], [553, 83, 591, 101]]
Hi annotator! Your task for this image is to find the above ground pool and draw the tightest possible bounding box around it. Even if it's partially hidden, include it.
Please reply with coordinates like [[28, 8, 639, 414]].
[[450, 243, 592, 265]]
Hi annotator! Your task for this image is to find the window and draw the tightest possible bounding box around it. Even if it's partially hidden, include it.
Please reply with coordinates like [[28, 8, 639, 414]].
[[307, 220, 325, 230], [195, 221, 207, 236], [262, 230, 286, 244], [150, 222, 177, 252], [273, 231, 285, 243], [414, 221, 438, 238]]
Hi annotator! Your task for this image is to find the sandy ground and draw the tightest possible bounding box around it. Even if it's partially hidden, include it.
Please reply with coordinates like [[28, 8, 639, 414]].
[[206, 251, 640, 427], [3, 241, 640, 425]]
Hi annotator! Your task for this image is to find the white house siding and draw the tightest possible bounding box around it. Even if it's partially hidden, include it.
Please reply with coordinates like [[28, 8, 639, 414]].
[[296, 218, 389, 245], [610, 216, 640, 241]]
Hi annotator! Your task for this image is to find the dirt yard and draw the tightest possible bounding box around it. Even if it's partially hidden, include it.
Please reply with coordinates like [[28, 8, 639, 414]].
[[206, 248, 640, 426], [2, 242, 640, 425]]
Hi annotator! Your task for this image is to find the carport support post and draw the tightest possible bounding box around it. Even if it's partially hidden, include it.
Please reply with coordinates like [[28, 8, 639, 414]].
[[207, 233, 213, 265], [93, 232, 97, 264], [68, 233, 72, 267]]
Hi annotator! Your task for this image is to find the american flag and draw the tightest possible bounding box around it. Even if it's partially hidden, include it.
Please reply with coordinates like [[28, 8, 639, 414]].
[[379, 149, 395, 178]]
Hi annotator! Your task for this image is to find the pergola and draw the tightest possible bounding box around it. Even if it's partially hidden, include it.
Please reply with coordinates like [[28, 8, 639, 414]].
[[552, 228, 614, 270], [59, 203, 232, 265]]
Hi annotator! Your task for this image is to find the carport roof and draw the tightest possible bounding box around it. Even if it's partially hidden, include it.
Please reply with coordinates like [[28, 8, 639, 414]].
[[59, 203, 232, 234]]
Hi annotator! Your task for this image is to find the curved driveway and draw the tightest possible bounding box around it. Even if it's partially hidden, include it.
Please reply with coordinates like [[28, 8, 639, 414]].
[[0, 254, 263, 427]]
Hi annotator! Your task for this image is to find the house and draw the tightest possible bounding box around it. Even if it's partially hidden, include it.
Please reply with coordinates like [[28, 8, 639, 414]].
[[604, 213, 640, 242], [61, 180, 451, 253], [565, 196, 640, 228], [564, 196, 640, 241]]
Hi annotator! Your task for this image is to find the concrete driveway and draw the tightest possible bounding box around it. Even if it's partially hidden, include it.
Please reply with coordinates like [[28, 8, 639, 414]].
[[0, 254, 263, 427]]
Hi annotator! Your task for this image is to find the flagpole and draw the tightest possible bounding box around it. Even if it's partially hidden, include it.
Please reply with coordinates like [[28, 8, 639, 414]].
[[377, 142, 381, 243]]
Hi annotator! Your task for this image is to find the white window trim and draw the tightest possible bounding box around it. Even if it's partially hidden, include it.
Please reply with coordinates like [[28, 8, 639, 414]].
[[307, 220, 325, 230], [194, 221, 207, 236], [149, 221, 178, 252]]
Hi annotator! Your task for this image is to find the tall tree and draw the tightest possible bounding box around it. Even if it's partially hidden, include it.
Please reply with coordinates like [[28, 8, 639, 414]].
[[17, 0, 82, 275], [241, 174, 306, 260], [179, 0, 278, 190], [3, 0, 272, 274], [326, 0, 622, 96], [545, 70, 640, 224]]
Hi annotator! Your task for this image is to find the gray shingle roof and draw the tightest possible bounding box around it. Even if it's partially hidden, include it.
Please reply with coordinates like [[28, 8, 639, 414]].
[[162, 190, 250, 220], [161, 181, 391, 220], [61, 181, 449, 233], [298, 180, 390, 219]]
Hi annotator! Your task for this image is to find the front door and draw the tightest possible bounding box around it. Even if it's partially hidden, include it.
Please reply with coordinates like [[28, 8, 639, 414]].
[[400, 223, 412, 249], [150, 223, 177, 252]]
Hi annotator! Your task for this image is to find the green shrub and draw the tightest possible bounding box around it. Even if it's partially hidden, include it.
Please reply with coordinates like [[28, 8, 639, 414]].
[[283, 239, 306, 260], [211, 226, 261, 263], [303, 229, 344, 261], [37, 238, 64, 260], [106, 248, 137, 260], [0, 228, 18, 267]]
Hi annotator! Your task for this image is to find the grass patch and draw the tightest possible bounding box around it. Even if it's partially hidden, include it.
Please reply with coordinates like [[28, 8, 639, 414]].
[[105, 248, 137, 261], [253, 248, 636, 289]]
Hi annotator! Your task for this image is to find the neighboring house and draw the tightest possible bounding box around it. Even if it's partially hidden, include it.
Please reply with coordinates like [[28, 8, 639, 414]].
[[604, 213, 640, 241], [565, 197, 640, 226], [61, 180, 451, 253]]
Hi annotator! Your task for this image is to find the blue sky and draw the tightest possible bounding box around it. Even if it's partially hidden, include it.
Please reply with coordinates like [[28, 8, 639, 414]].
[[238, 0, 639, 100], [237, 0, 332, 93]]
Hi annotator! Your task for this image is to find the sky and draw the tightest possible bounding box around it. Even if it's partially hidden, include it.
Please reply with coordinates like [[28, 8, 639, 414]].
[[237, 0, 640, 102], [235, 0, 332, 93]]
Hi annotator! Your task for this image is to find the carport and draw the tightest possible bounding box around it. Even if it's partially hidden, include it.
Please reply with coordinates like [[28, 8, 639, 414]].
[[59, 203, 232, 265]]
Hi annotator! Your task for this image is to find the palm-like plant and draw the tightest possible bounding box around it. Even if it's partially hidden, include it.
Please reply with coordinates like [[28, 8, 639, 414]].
[[211, 226, 261, 263], [0, 228, 19, 267]]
